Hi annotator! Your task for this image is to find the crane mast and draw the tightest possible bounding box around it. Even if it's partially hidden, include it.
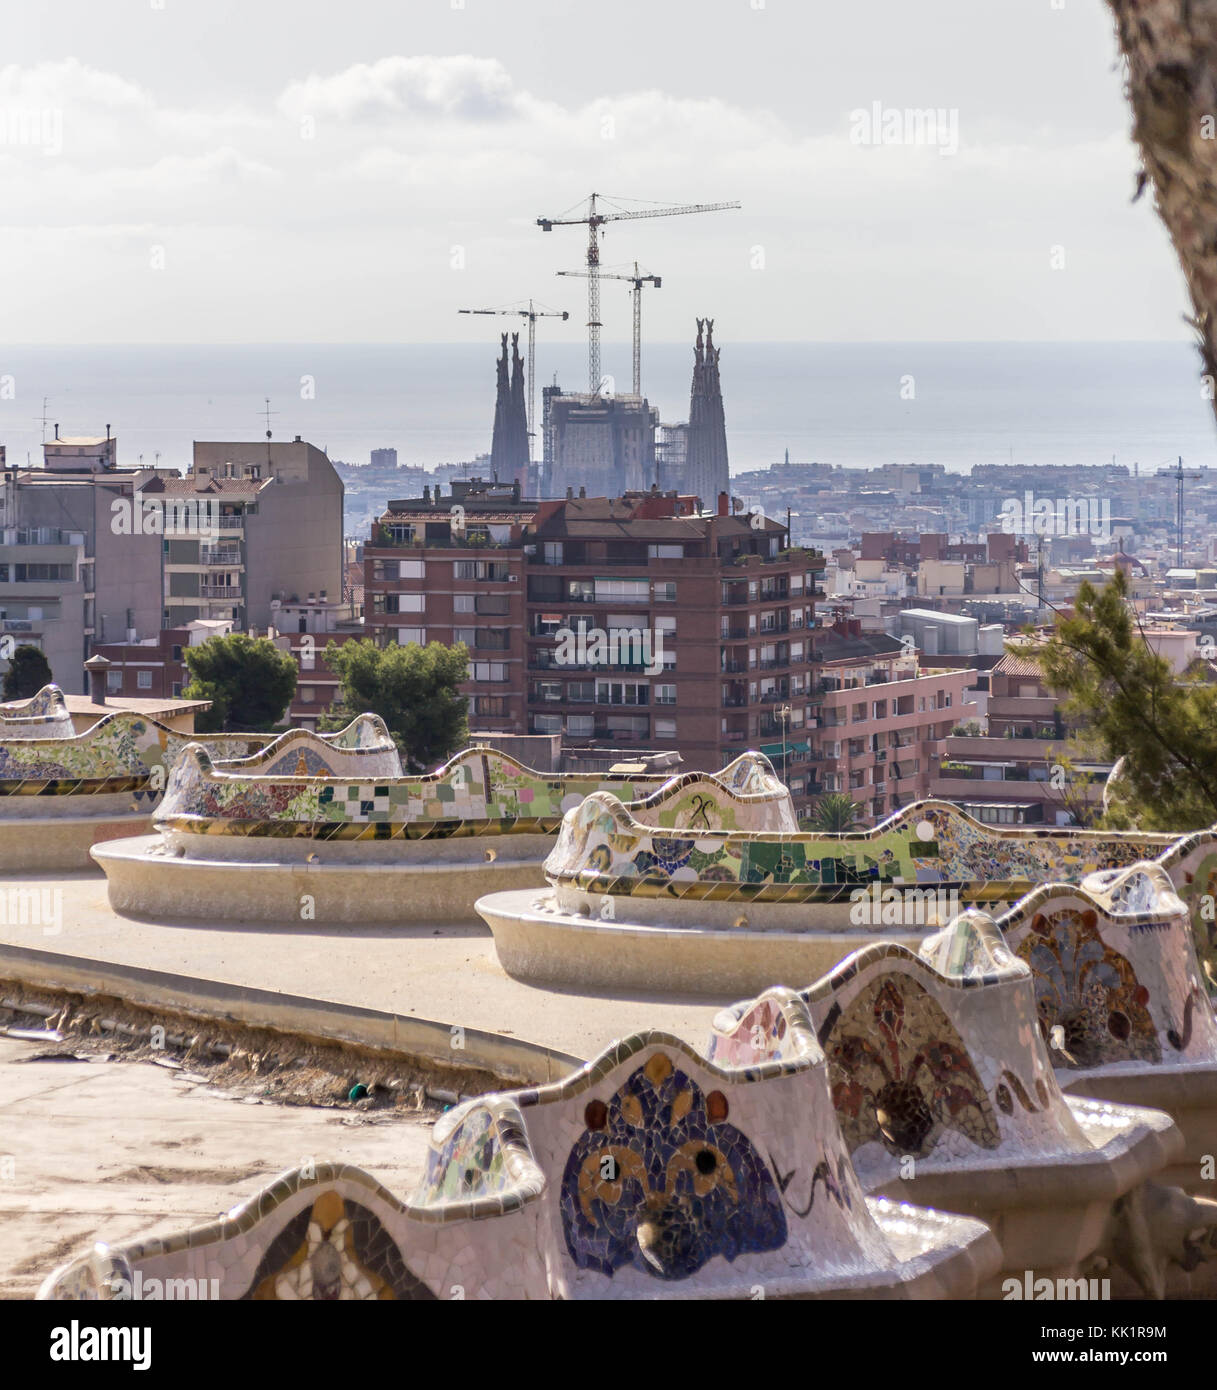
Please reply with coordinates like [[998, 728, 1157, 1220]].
[[538, 192, 739, 394]]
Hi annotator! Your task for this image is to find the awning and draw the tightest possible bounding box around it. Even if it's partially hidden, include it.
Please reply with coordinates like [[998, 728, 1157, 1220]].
[[759, 740, 810, 757]]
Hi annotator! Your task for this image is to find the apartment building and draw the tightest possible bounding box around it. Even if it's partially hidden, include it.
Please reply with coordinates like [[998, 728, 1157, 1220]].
[[364, 482, 827, 811], [365, 479, 536, 736], [0, 530, 88, 691], [270, 595, 363, 727], [138, 438, 343, 632], [810, 621, 976, 824]]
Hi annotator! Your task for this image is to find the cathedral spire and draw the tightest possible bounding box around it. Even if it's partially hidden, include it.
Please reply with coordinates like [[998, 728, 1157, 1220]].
[[686, 317, 729, 509]]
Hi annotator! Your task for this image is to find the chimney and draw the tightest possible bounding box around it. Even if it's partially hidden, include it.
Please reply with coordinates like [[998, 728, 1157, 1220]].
[[54, 424, 60, 441], [84, 654, 111, 706], [566, 487, 573, 500], [423, 485, 431, 503], [717, 491, 729, 517], [579, 486, 586, 499]]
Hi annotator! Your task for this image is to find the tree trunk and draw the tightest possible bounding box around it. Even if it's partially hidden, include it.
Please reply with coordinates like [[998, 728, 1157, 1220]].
[[1107, 0, 1217, 407]]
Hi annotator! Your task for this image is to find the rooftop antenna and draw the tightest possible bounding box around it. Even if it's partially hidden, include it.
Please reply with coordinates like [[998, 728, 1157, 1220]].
[[34, 397, 52, 444], [261, 397, 277, 442]]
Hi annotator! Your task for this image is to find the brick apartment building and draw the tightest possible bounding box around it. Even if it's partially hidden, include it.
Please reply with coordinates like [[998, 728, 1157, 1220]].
[[810, 620, 976, 824], [364, 481, 827, 813]]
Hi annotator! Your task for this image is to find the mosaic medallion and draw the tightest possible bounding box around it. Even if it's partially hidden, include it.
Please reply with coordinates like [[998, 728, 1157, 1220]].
[[559, 1051, 787, 1280]]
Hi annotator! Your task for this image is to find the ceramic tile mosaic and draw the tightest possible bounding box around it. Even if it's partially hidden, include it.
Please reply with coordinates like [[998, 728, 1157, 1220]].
[[0, 684, 75, 740], [708, 918, 1092, 1184], [995, 865, 1217, 1075], [544, 795, 1176, 908], [0, 693, 396, 804], [39, 1022, 997, 1301], [151, 748, 782, 842]]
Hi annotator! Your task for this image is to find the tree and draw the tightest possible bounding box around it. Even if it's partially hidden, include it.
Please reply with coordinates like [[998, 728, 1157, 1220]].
[[182, 633, 298, 732], [1, 644, 53, 701], [805, 791, 865, 834], [321, 638, 468, 772], [1106, 1, 1217, 420], [1032, 568, 1217, 831], [950, 720, 984, 737]]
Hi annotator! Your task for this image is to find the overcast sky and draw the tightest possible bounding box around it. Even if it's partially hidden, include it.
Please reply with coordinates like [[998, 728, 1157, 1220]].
[[0, 0, 1194, 344]]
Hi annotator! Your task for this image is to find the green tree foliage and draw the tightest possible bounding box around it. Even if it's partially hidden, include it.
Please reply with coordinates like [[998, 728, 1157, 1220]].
[[804, 791, 865, 834], [321, 638, 468, 772], [1, 644, 53, 701], [182, 633, 298, 732], [1033, 568, 1217, 831]]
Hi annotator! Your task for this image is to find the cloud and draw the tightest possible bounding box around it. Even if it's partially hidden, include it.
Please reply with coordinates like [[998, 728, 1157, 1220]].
[[278, 55, 552, 123]]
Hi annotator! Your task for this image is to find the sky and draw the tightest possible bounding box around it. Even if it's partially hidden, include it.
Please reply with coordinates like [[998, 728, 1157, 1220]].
[[0, 0, 1197, 344]]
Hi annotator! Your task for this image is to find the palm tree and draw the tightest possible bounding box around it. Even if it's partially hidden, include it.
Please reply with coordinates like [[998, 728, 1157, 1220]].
[[805, 791, 864, 834]]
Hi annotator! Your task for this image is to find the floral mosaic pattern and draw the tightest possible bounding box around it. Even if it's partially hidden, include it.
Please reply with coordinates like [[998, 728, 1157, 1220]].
[[823, 977, 1001, 1157], [560, 1051, 789, 1280], [40, 1022, 994, 1301]]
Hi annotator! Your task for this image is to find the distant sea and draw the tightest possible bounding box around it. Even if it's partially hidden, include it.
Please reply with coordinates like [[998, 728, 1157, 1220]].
[[2, 342, 1214, 476]]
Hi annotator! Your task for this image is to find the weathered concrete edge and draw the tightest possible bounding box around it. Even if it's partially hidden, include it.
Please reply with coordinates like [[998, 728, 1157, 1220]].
[[0, 942, 584, 1086]]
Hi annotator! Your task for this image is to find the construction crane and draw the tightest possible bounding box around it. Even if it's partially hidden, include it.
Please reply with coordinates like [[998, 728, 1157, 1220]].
[[1156, 457, 1203, 567], [537, 193, 740, 394], [458, 300, 569, 460], [557, 262, 660, 397]]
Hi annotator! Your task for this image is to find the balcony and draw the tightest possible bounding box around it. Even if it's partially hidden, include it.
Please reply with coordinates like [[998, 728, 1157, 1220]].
[[720, 626, 749, 640], [722, 694, 748, 708], [200, 584, 242, 599], [201, 547, 242, 567]]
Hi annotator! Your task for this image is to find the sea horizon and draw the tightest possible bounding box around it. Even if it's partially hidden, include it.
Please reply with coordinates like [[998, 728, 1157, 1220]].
[[1, 340, 1213, 478]]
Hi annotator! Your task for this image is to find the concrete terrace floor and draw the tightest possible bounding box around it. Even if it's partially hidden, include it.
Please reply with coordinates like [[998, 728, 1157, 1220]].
[[0, 872, 724, 1072], [0, 1036, 438, 1299]]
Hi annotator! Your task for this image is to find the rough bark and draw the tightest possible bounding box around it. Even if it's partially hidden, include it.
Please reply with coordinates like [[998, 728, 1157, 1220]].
[[1107, 0, 1217, 411]]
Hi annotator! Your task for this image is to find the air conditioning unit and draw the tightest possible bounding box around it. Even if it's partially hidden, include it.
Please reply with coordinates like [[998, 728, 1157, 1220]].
[[507, 574, 518, 582]]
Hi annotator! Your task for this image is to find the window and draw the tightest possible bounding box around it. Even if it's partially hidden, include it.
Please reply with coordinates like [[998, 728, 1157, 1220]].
[[648, 544, 682, 559], [533, 713, 562, 734], [654, 717, 677, 739], [536, 681, 563, 703], [594, 577, 648, 604], [566, 714, 594, 737], [397, 628, 426, 645], [455, 628, 477, 647], [653, 581, 677, 602], [567, 680, 595, 703], [106, 670, 122, 692], [596, 681, 648, 705], [398, 560, 425, 580], [300, 686, 315, 703], [136, 670, 152, 690], [568, 578, 595, 602], [544, 542, 563, 565], [474, 662, 508, 682], [454, 594, 475, 613], [396, 593, 425, 612], [655, 684, 676, 705], [475, 696, 508, 717]]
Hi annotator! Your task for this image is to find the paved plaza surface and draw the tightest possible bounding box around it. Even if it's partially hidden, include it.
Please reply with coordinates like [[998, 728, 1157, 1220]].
[[0, 871, 730, 1296], [0, 872, 723, 1062], [0, 1036, 438, 1298]]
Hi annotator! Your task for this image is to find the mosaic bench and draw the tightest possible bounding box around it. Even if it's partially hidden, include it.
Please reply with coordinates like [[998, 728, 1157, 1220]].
[[475, 798, 1179, 995], [984, 863, 1217, 1229], [708, 911, 1217, 1299], [0, 689, 279, 869], [38, 1026, 999, 1301], [0, 683, 75, 740], [88, 751, 787, 925]]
